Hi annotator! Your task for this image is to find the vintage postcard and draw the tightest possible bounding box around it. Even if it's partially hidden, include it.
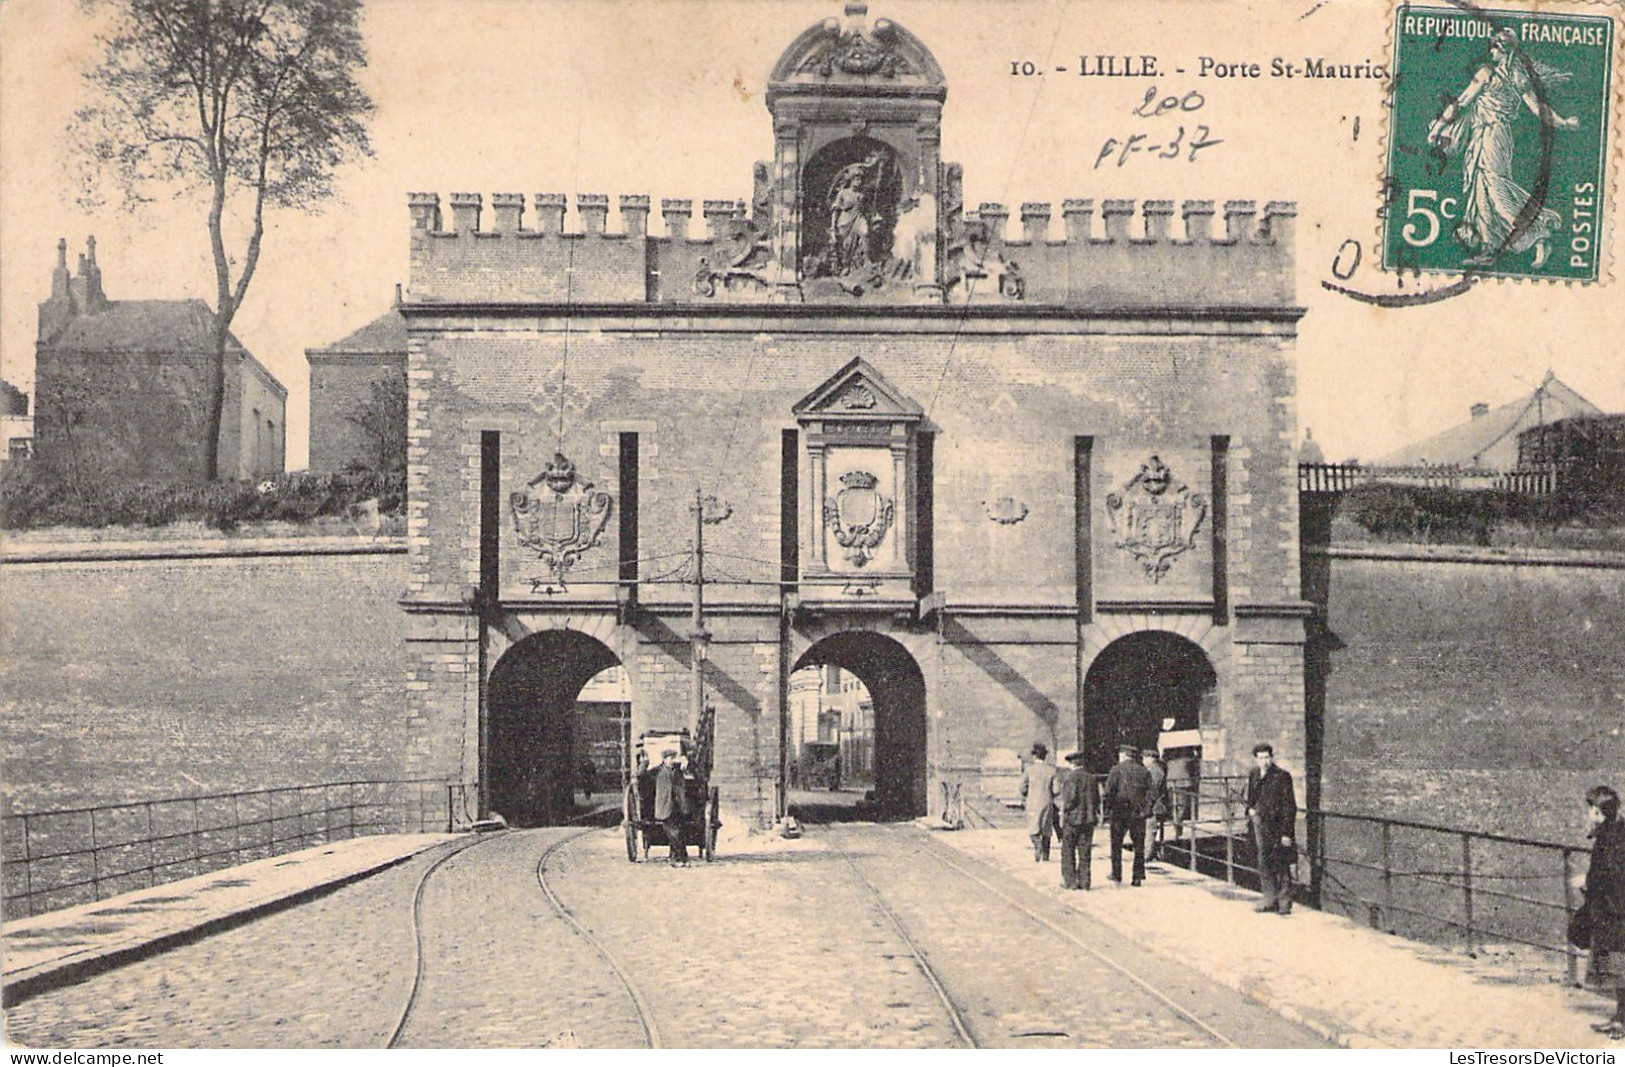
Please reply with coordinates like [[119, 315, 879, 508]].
[[1, 0, 1622, 1053]]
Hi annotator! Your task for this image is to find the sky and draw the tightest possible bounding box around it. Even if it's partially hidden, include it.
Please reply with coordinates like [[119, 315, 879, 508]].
[[2, 0, 1620, 470]]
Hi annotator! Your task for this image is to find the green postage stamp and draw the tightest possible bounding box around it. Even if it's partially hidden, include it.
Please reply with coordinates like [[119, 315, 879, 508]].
[[1384, 4, 1615, 283]]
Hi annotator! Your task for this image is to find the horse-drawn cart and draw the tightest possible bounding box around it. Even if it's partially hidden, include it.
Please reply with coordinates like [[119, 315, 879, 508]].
[[623, 708, 722, 863]]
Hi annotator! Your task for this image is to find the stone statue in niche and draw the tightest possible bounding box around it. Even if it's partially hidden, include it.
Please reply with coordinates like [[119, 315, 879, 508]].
[[801, 140, 910, 297], [1104, 455, 1208, 584], [510, 452, 614, 593], [828, 154, 884, 276]]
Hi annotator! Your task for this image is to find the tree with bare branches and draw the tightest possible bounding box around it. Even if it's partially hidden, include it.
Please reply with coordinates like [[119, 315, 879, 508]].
[[343, 373, 406, 475], [71, 0, 374, 481]]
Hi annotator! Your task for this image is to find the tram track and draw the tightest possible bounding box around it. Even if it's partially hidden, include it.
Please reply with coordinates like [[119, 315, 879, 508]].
[[533, 827, 663, 1049], [823, 829, 981, 1048], [820, 822, 1243, 1049], [385, 832, 505, 1048], [386, 817, 661, 1050], [906, 828, 1239, 1048]]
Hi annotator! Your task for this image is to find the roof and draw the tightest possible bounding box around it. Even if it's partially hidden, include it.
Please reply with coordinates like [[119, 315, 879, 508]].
[[46, 300, 246, 355], [1376, 376, 1601, 467], [308, 307, 406, 356]]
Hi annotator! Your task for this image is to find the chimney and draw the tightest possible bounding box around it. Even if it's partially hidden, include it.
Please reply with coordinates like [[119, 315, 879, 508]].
[[51, 238, 69, 299], [81, 236, 107, 311], [394, 283, 403, 307], [39, 239, 77, 343], [1470, 402, 1489, 419]]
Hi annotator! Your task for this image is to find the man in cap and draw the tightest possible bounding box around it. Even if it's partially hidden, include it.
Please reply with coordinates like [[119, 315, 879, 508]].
[[1102, 743, 1153, 885], [654, 746, 690, 867], [1244, 742, 1297, 914], [1020, 742, 1058, 861], [1056, 749, 1099, 890]]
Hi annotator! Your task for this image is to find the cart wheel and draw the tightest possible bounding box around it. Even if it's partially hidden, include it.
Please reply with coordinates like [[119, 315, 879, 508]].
[[623, 783, 639, 863], [703, 786, 720, 862]]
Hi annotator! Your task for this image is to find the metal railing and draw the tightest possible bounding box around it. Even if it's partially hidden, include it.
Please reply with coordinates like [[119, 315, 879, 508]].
[[2, 779, 478, 919], [1160, 778, 1594, 984], [1297, 461, 1564, 496]]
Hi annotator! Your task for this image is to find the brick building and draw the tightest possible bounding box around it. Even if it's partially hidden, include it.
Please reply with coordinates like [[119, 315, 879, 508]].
[[0, 380, 31, 464], [305, 291, 407, 472], [399, 4, 1307, 828], [34, 238, 286, 483]]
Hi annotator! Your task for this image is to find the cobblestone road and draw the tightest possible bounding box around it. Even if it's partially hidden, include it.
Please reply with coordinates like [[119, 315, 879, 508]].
[[4, 841, 449, 1047], [5, 823, 1329, 1049]]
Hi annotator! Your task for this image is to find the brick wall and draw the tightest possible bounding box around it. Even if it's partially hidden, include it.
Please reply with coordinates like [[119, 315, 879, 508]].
[[34, 349, 212, 484], [308, 355, 406, 473], [0, 551, 410, 813], [34, 347, 286, 484], [1321, 555, 1625, 845]]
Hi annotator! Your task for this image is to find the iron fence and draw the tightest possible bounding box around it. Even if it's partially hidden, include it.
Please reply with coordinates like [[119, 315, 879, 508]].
[[1161, 778, 1593, 984], [1297, 461, 1564, 496], [2, 779, 478, 919]]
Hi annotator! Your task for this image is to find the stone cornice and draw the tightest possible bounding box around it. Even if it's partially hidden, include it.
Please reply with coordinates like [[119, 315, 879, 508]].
[[399, 302, 1306, 335]]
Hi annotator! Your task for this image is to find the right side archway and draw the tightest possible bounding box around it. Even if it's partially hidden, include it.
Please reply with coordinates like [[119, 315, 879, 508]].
[[1082, 631, 1216, 774]]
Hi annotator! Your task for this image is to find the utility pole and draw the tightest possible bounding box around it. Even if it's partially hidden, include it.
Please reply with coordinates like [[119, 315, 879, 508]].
[[690, 486, 709, 730]]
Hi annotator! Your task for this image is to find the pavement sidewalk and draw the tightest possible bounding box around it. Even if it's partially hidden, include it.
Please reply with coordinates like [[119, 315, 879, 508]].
[[2, 833, 456, 1004], [927, 827, 1618, 1050]]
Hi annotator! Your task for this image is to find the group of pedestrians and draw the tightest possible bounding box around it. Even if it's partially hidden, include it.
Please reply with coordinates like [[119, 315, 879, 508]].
[[1019, 739, 1300, 913]]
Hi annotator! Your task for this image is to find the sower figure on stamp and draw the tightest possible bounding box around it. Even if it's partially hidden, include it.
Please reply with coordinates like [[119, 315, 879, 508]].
[[1425, 27, 1579, 268], [1057, 750, 1099, 890], [1020, 742, 1058, 862], [1103, 744, 1152, 886], [1245, 742, 1297, 914], [654, 747, 690, 868]]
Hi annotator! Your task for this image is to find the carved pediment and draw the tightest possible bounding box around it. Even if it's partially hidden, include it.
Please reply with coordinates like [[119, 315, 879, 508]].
[[793, 357, 923, 422], [768, 4, 946, 98]]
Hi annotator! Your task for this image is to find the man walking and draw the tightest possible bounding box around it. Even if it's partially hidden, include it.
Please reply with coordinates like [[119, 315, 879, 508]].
[[1020, 742, 1058, 861], [1141, 748, 1169, 862], [1103, 744, 1153, 885], [654, 747, 690, 867], [1245, 742, 1297, 914], [1057, 750, 1098, 890]]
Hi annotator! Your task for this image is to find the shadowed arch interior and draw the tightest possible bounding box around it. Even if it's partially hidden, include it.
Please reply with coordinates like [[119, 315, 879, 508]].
[[488, 630, 620, 827], [793, 631, 927, 820], [1083, 631, 1217, 775]]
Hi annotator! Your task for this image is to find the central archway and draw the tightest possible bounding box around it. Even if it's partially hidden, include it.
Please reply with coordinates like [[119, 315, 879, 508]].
[[1083, 631, 1216, 774], [792, 631, 927, 820], [488, 629, 622, 827]]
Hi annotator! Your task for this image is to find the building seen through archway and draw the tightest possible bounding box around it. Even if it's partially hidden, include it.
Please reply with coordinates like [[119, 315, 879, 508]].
[[1083, 632, 1217, 775], [488, 630, 625, 827]]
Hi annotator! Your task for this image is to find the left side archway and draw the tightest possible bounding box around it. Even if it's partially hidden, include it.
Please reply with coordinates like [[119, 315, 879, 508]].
[[488, 629, 622, 827]]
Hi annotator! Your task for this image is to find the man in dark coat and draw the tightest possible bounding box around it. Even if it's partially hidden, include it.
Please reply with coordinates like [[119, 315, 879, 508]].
[[1056, 750, 1098, 890], [1103, 744, 1153, 886], [654, 748, 690, 866], [1142, 748, 1170, 862], [1583, 785, 1625, 1038], [1244, 742, 1297, 914]]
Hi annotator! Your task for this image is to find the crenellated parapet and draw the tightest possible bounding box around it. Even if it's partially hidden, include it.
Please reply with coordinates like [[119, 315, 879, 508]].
[[408, 188, 1296, 310], [941, 196, 1296, 308]]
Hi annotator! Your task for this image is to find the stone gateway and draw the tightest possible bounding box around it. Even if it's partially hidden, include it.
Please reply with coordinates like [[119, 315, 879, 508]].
[[399, 3, 1307, 829]]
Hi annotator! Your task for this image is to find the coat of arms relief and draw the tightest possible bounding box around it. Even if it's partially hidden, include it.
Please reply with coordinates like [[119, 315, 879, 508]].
[[510, 452, 614, 592], [1104, 455, 1208, 584], [824, 469, 894, 567]]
